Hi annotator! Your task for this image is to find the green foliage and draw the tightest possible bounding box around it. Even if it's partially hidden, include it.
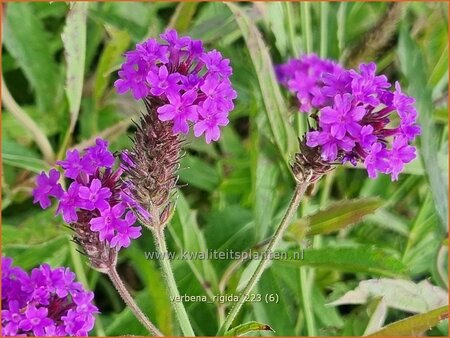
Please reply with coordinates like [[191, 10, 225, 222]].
[[1, 2, 448, 336]]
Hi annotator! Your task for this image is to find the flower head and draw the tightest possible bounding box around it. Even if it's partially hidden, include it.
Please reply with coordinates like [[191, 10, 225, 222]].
[[32, 139, 142, 261], [115, 29, 236, 142], [1, 257, 98, 336], [279, 57, 420, 181]]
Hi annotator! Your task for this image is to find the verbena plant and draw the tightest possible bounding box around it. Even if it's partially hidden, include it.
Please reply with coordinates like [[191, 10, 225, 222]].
[[1, 1, 448, 337]]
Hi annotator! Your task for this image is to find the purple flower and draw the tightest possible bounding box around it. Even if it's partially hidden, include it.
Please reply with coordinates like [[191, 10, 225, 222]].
[[85, 138, 115, 169], [393, 82, 421, 140], [2, 258, 97, 337], [201, 50, 232, 77], [279, 56, 420, 181], [115, 29, 236, 142], [33, 138, 143, 251], [307, 126, 355, 162], [276, 54, 343, 113], [78, 179, 111, 211], [135, 38, 169, 64], [110, 212, 142, 249], [90, 203, 126, 242], [319, 94, 365, 139], [194, 100, 229, 143], [57, 149, 94, 179], [364, 143, 390, 179], [160, 29, 190, 49], [19, 306, 53, 336], [32, 169, 63, 209], [146, 65, 181, 96], [157, 90, 198, 134], [56, 182, 82, 223], [114, 60, 149, 99], [200, 74, 236, 112], [2, 301, 23, 336], [349, 62, 390, 106], [387, 136, 416, 181]]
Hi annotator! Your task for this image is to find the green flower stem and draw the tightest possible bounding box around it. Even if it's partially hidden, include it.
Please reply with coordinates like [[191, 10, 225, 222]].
[[107, 267, 163, 336], [154, 228, 196, 336], [218, 181, 310, 335]]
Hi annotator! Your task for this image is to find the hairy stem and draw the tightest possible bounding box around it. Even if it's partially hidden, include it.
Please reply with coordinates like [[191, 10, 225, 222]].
[[218, 181, 310, 335], [153, 228, 195, 336], [107, 267, 163, 336]]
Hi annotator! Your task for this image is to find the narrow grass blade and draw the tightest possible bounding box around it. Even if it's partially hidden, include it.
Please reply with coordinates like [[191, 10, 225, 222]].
[[226, 3, 296, 171]]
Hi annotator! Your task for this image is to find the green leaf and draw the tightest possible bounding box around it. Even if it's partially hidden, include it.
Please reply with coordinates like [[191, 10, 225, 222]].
[[224, 321, 274, 336], [93, 26, 131, 104], [277, 246, 408, 277], [367, 305, 448, 336], [168, 2, 198, 33], [226, 3, 296, 171], [3, 235, 70, 270], [62, 2, 88, 133], [398, 24, 448, 230], [2, 153, 50, 173], [287, 198, 383, 240], [169, 191, 219, 292], [179, 156, 220, 192], [253, 154, 280, 240], [328, 279, 448, 314], [3, 2, 61, 113], [363, 297, 388, 335]]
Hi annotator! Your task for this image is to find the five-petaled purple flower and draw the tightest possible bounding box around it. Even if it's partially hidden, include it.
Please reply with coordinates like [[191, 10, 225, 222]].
[[115, 28, 237, 143], [2, 257, 97, 336], [32, 169, 63, 209]]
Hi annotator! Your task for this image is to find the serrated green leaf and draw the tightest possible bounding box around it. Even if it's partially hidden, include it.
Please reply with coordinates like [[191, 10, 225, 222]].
[[277, 246, 408, 277], [367, 305, 448, 336], [224, 321, 274, 336]]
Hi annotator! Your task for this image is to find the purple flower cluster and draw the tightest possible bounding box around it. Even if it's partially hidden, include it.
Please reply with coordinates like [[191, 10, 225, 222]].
[[276, 54, 343, 113], [115, 29, 237, 143], [32, 138, 142, 250], [2, 257, 97, 336], [277, 56, 420, 181]]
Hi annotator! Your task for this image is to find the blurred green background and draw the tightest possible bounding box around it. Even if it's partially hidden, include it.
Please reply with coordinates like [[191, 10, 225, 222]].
[[1, 1, 448, 336]]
